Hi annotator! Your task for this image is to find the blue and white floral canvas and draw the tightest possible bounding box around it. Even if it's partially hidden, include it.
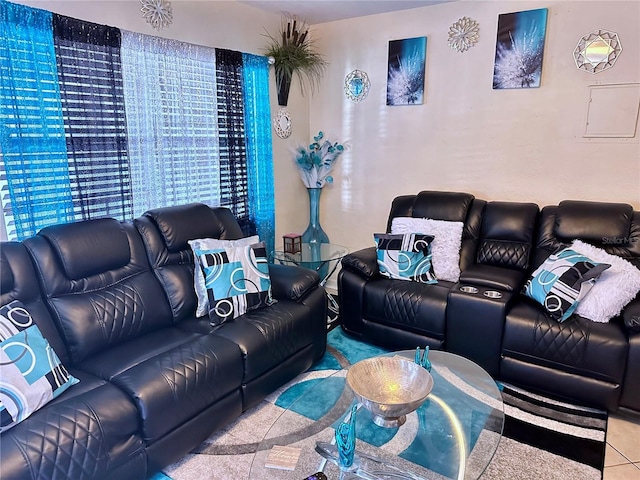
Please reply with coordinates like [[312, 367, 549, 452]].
[[493, 8, 548, 89], [386, 36, 426, 105]]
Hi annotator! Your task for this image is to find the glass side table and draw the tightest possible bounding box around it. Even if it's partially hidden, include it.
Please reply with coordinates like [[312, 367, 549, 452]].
[[273, 243, 349, 327]]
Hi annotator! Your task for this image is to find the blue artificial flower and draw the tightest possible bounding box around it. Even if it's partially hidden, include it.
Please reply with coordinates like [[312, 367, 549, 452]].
[[293, 131, 345, 188]]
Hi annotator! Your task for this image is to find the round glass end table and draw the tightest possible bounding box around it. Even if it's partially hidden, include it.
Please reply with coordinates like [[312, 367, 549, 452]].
[[273, 243, 349, 286], [250, 350, 504, 480], [273, 243, 349, 326]]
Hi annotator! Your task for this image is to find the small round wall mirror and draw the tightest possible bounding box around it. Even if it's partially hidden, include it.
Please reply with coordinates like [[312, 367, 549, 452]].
[[273, 108, 292, 139], [574, 29, 622, 74], [345, 70, 370, 103]]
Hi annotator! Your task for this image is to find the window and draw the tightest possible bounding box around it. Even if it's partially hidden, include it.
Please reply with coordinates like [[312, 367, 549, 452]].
[[0, 3, 274, 252]]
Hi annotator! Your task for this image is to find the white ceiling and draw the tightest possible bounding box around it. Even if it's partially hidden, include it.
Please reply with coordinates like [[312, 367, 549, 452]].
[[237, 0, 454, 25]]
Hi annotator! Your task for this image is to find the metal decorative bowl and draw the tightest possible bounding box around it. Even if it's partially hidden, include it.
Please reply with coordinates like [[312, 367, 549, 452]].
[[346, 356, 434, 428]]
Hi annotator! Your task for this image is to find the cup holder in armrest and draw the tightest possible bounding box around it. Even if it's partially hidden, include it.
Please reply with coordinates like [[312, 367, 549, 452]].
[[483, 290, 503, 299], [459, 285, 479, 294]]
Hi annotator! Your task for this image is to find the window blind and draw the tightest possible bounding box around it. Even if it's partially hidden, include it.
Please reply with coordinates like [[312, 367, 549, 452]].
[[53, 15, 133, 221], [216, 49, 249, 226], [120, 32, 222, 216]]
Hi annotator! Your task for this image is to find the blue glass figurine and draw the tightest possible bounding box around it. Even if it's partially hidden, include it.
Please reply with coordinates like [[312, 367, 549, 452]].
[[335, 404, 358, 469], [415, 346, 432, 372]]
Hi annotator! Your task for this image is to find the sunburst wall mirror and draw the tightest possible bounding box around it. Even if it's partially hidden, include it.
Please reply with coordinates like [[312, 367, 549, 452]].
[[574, 29, 622, 74]]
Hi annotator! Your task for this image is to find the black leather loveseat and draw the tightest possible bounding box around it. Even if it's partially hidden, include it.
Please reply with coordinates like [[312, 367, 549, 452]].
[[0, 203, 327, 480], [339, 191, 640, 415]]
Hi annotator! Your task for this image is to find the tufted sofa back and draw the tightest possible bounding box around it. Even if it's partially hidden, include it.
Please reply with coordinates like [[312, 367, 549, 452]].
[[386, 190, 486, 272], [475, 201, 539, 271], [24, 218, 173, 365], [0, 242, 71, 365], [134, 203, 245, 323], [532, 200, 640, 270]]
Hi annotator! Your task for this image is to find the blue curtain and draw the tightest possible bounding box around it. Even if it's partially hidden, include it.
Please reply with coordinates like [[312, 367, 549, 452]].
[[242, 53, 275, 257], [0, 1, 74, 240]]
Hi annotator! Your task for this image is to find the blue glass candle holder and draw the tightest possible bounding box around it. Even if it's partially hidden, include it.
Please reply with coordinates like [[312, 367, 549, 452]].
[[335, 404, 358, 470], [415, 345, 432, 372]]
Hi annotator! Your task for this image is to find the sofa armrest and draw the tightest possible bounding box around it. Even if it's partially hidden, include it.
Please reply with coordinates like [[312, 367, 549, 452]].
[[459, 264, 526, 293], [268, 264, 320, 301], [623, 297, 640, 332], [341, 247, 378, 280]]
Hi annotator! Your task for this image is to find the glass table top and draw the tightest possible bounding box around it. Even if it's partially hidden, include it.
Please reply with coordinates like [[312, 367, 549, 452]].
[[250, 350, 504, 480], [273, 243, 349, 265]]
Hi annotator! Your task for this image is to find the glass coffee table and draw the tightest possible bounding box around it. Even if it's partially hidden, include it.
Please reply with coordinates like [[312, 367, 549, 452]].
[[250, 350, 504, 479]]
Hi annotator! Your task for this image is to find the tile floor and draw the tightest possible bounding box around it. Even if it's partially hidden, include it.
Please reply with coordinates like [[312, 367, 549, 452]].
[[604, 413, 640, 479]]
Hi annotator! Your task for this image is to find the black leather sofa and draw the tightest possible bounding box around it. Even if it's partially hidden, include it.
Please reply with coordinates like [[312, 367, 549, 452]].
[[0, 203, 327, 480], [339, 191, 640, 415]]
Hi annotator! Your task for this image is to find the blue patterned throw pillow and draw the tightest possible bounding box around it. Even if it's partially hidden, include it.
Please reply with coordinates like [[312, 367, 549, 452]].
[[523, 248, 610, 322], [189, 236, 260, 318], [374, 233, 437, 284], [0, 300, 79, 432], [194, 242, 275, 327]]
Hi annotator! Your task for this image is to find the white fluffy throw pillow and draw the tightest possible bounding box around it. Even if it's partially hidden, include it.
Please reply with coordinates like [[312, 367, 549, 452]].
[[571, 239, 640, 323], [391, 217, 464, 282]]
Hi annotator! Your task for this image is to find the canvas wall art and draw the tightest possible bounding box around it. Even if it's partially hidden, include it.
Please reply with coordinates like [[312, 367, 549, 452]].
[[386, 36, 427, 105], [492, 8, 548, 89]]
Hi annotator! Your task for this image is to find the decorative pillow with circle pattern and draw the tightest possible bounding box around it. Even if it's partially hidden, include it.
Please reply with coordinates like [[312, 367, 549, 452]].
[[523, 248, 610, 322], [0, 300, 79, 432], [189, 236, 259, 317], [194, 242, 275, 327], [374, 233, 437, 284]]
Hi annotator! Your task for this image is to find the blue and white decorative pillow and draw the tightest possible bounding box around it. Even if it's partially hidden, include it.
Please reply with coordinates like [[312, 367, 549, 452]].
[[523, 248, 610, 322], [0, 300, 79, 432], [374, 233, 437, 284], [194, 242, 275, 326], [189, 236, 260, 317]]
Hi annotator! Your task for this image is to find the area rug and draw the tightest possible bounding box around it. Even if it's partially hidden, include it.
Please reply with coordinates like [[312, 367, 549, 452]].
[[151, 328, 607, 480]]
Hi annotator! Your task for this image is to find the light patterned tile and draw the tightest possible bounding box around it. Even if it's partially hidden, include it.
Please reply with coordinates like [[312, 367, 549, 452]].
[[607, 415, 640, 462], [603, 463, 640, 480], [606, 445, 630, 467]]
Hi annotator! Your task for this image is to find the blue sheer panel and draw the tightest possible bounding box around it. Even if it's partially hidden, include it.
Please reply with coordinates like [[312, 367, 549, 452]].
[[0, 1, 74, 240], [120, 31, 221, 216], [53, 15, 133, 221], [242, 53, 274, 256]]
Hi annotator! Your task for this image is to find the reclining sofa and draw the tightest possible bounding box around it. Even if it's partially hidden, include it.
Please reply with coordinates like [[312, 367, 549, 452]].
[[0, 203, 327, 480], [339, 191, 640, 415]]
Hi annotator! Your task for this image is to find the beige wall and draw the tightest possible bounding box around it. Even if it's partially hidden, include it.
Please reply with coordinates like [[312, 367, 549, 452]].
[[10, 1, 640, 276], [276, 0, 640, 269]]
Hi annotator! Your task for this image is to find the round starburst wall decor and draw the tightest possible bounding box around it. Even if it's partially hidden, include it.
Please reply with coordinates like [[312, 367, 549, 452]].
[[574, 29, 622, 74], [448, 17, 480, 53], [141, 0, 173, 30]]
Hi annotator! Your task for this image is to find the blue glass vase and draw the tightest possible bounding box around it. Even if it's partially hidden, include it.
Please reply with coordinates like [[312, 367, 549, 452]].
[[302, 188, 329, 280], [301, 188, 329, 245]]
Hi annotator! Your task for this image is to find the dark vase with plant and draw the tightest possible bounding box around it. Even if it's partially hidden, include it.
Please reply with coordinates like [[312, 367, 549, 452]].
[[264, 15, 328, 106]]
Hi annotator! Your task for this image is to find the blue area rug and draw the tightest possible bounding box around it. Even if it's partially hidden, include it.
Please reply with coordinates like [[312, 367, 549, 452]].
[[151, 328, 607, 480]]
